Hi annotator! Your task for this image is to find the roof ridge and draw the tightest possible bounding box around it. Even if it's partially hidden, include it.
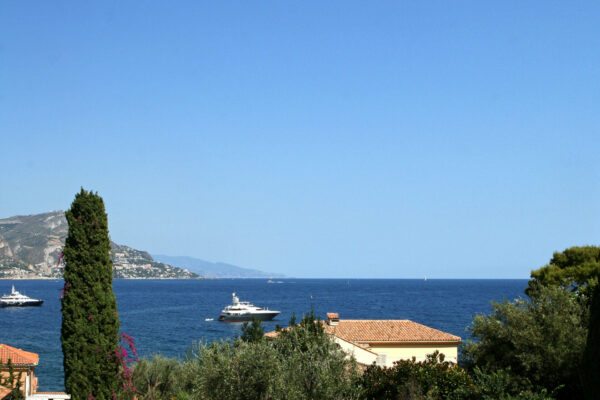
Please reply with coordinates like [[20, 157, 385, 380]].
[[338, 319, 412, 322], [324, 320, 461, 343], [266, 319, 462, 343]]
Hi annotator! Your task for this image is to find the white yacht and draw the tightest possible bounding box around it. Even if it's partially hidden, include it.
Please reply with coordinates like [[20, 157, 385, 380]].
[[218, 292, 280, 322], [0, 285, 44, 307]]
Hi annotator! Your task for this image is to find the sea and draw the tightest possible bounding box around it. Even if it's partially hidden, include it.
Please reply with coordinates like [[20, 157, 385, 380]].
[[0, 279, 527, 391]]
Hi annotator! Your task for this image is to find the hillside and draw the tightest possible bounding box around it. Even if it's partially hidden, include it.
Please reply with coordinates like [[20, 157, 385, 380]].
[[0, 211, 199, 279], [153, 254, 285, 278]]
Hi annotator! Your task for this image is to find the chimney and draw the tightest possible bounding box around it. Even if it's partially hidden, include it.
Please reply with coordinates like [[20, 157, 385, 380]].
[[326, 312, 339, 326]]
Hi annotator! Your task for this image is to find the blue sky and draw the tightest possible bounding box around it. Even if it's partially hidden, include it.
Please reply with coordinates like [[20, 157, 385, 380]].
[[1, 2, 598, 278]]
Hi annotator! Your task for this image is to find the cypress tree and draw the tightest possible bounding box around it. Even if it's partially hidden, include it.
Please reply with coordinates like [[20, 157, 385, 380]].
[[582, 281, 600, 399], [61, 189, 120, 400]]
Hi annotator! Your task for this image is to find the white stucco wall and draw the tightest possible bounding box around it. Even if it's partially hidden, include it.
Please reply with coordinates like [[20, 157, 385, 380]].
[[364, 343, 458, 366], [333, 336, 379, 365]]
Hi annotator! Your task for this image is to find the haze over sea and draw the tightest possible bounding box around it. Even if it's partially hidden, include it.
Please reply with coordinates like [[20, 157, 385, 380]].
[[2, 279, 526, 391]]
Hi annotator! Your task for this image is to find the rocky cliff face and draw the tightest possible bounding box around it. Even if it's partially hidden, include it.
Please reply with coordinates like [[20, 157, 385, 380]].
[[0, 211, 199, 279]]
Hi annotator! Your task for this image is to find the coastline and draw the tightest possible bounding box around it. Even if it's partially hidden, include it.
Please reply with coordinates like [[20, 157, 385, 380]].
[[0, 276, 215, 280]]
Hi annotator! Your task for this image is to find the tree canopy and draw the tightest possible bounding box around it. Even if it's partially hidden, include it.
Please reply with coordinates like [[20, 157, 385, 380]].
[[462, 285, 589, 399], [528, 246, 600, 295]]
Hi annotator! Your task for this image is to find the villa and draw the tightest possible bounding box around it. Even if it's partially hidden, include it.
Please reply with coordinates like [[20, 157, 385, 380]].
[[0, 344, 69, 400], [265, 312, 461, 367]]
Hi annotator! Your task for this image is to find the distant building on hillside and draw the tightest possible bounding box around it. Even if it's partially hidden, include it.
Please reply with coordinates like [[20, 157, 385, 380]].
[[0, 344, 69, 400], [265, 312, 461, 367]]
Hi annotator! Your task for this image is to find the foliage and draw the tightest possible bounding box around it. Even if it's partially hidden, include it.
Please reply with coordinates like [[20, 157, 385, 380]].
[[527, 246, 600, 296], [471, 368, 557, 400], [116, 333, 139, 398], [358, 351, 474, 400], [135, 311, 359, 400], [581, 281, 600, 399], [181, 340, 282, 400], [132, 356, 183, 400], [462, 284, 589, 399], [61, 188, 120, 400], [271, 310, 359, 399], [240, 318, 265, 343], [0, 359, 24, 400]]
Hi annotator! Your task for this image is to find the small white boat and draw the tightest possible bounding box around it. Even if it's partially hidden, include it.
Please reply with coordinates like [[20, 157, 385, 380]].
[[0, 285, 44, 307]]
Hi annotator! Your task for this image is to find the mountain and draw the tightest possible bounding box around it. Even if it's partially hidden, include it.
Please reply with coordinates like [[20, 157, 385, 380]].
[[152, 254, 284, 279], [0, 211, 199, 279]]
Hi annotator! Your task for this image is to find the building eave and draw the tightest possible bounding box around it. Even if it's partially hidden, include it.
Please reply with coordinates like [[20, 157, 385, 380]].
[[356, 340, 461, 345]]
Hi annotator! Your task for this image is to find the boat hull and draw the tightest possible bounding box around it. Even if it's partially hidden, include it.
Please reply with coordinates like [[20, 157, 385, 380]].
[[0, 300, 44, 307], [218, 311, 280, 322]]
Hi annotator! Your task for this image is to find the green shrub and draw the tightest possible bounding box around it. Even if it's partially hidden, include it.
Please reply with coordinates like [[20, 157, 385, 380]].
[[271, 310, 360, 399], [358, 351, 474, 400], [181, 340, 281, 400], [132, 356, 182, 400], [239, 318, 265, 343]]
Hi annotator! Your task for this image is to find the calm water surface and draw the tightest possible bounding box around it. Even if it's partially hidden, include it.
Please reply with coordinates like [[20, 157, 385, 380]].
[[0, 279, 527, 391]]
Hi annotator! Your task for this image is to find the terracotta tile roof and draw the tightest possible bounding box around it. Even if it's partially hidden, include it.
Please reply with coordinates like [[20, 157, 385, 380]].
[[326, 313, 339, 319], [264, 330, 279, 338], [0, 386, 11, 400], [325, 320, 461, 343], [0, 344, 39, 366], [264, 318, 460, 344]]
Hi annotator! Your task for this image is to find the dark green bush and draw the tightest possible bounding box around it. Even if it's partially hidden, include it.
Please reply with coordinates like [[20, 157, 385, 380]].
[[358, 351, 474, 400], [581, 281, 600, 399]]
